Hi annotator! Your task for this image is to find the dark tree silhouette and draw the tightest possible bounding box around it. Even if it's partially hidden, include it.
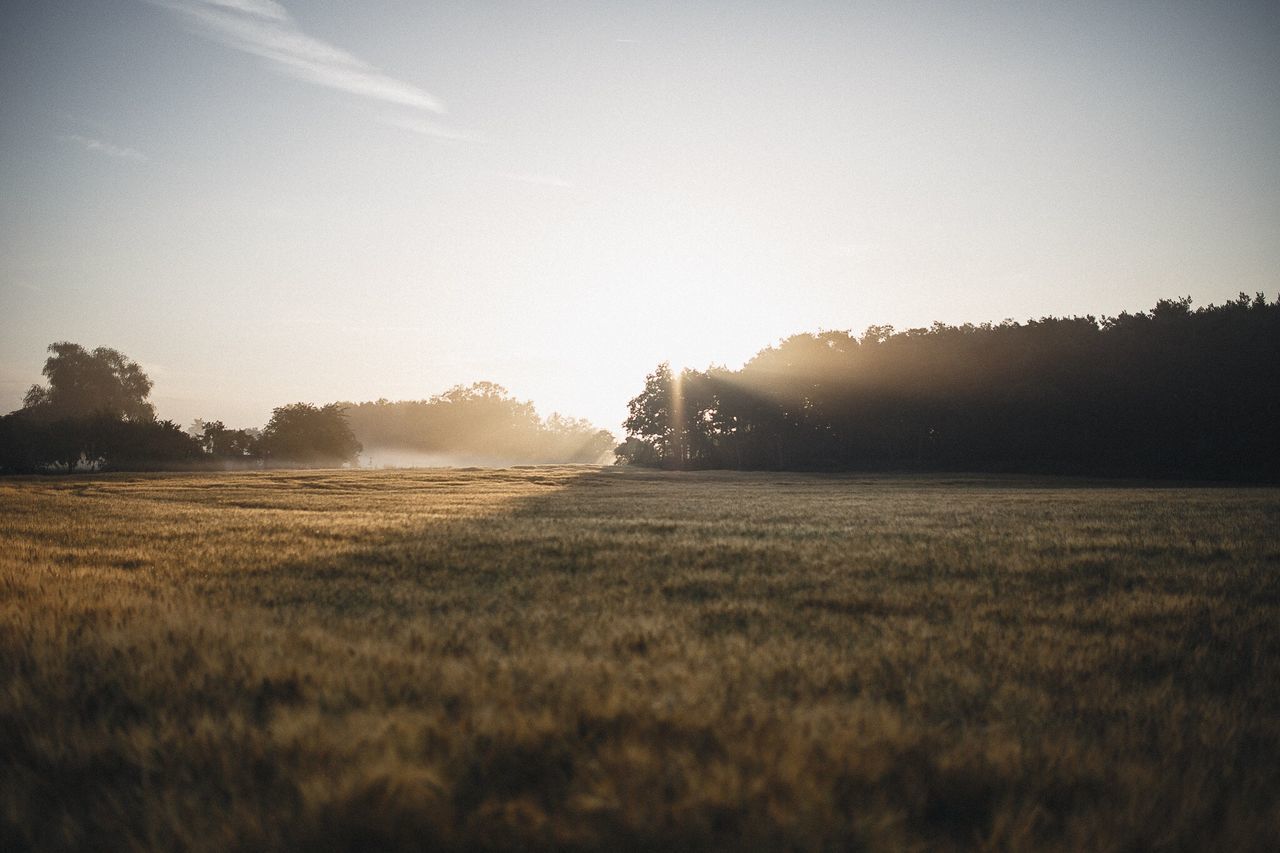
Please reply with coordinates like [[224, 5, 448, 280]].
[[0, 342, 203, 472], [617, 294, 1280, 481], [259, 403, 362, 467], [22, 342, 156, 423], [190, 419, 260, 459], [622, 363, 679, 463]]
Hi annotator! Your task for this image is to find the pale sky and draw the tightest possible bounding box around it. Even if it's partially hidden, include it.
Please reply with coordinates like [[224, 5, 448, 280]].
[[2, 0, 1277, 434]]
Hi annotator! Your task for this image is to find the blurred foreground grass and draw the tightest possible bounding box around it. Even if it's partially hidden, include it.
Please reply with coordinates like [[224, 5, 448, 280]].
[[2, 467, 1278, 851]]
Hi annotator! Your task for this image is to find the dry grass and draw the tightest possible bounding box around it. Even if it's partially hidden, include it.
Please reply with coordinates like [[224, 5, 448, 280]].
[[2, 467, 1278, 851]]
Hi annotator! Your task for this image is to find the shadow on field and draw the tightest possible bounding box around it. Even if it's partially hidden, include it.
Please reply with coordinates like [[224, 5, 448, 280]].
[[242, 467, 1015, 852]]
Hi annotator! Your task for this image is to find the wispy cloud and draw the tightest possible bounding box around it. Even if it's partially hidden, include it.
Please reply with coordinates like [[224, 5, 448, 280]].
[[380, 115, 488, 144], [489, 171, 574, 189], [198, 0, 288, 20], [57, 134, 148, 161], [144, 0, 445, 112]]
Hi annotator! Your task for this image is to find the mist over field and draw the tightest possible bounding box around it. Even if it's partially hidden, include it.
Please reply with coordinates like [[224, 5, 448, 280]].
[[357, 447, 614, 470]]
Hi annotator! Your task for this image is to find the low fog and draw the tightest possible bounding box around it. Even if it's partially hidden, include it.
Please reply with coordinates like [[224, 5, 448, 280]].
[[358, 446, 614, 470]]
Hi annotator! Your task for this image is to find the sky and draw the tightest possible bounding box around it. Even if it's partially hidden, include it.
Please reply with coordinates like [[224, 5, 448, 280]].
[[2, 0, 1278, 434]]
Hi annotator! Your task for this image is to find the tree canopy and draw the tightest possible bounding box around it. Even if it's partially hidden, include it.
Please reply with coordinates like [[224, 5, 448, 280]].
[[342, 382, 615, 464], [189, 419, 260, 460], [0, 348, 613, 472], [260, 403, 362, 467], [617, 293, 1280, 481], [22, 342, 156, 423], [0, 343, 195, 472]]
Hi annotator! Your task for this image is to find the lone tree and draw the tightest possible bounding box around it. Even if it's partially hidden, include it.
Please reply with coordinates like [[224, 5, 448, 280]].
[[22, 342, 156, 422], [260, 403, 361, 467]]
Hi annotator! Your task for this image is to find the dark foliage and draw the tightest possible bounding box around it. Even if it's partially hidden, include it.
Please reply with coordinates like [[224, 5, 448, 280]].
[[260, 403, 362, 467], [0, 343, 203, 472], [23, 342, 156, 423], [0, 411, 201, 472], [618, 294, 1280, 481], [190, 419, 261, 460]]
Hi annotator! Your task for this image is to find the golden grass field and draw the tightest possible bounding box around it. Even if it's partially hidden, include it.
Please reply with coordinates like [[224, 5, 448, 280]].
[[2, 467, 1278, 851]]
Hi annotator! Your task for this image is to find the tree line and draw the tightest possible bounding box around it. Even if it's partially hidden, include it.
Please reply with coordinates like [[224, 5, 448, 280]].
[[341, 384, 615, 465], [5, 293, 1275, 478], [0, 344, 609, 472], [617, 293, 1280, 481]]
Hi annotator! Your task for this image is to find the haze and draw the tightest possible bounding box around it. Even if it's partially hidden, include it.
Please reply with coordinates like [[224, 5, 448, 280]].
[[2, 0, 1277, 432]]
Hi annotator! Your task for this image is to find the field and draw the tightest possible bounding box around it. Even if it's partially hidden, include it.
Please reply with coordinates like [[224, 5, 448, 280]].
[[2, 467, 1278, 852]]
